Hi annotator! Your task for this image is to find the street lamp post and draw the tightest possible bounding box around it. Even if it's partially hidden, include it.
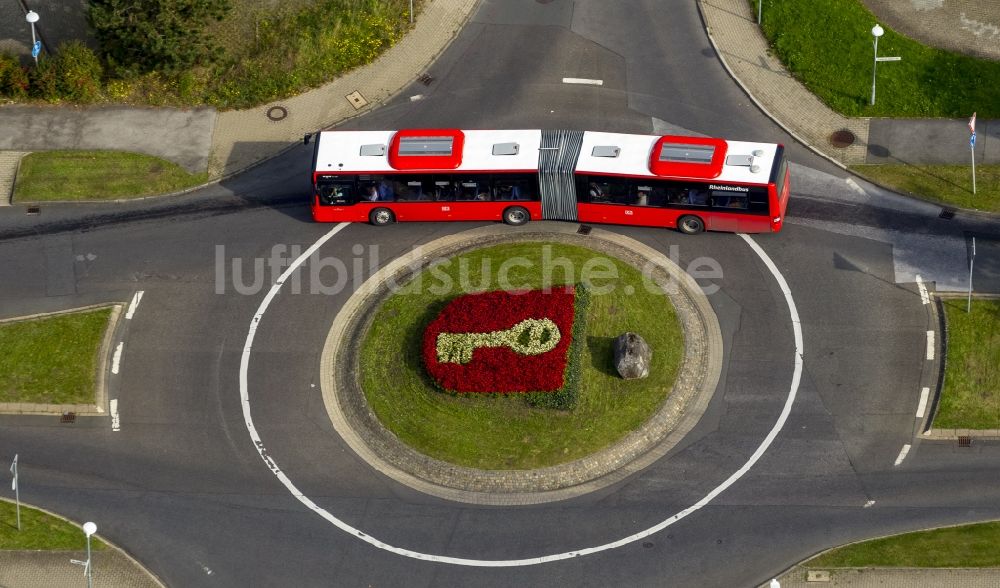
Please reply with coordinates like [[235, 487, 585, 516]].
[[83, 522, 97, 588], [25, 10, 40, 66], [870, 24, 883, 106]]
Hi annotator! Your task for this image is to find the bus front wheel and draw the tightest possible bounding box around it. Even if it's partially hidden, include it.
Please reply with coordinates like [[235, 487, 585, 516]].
[[503, 206, 530, 226], [370, 207, 395, 226], [677, 215, 704, 235]]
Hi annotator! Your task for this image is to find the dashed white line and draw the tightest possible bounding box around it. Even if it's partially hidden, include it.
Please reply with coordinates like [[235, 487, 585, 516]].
[[125, 290, 145, 319], [111, 342, 124, 375], [915, 275, 929, 305], [562, 77, 603, 86], [110, 398, 120, 432], [845, 177, 867, 195], [894, 444, 911, 467], [239, 228, 804, 566], [916, 387, 930, 419], [926, 330, 935, 360], [864, 500, 876, 508]]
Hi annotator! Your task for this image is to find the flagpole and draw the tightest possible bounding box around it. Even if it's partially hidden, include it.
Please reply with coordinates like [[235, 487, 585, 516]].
[[969, 112, 977, 195], [972, 141, 977, 195], [11, 454, 20, 531]]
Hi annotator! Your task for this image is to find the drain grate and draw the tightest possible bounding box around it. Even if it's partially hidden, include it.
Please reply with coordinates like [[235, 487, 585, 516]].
[[939, 208, 956, 220], [26, 206, 40, 215], [577, 224, 592, 235], [417, 73, 434, 85], [958, 435, 972, 447], [60, 412, 76, 423]]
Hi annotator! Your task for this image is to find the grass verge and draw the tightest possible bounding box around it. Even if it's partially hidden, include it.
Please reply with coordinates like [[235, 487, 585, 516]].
[[0, 500, 106, 550], [360, 242, 684, 470], [809, 521, 1000, 567], [0, 308, 112, 405], [13, 151, 208, 202], [936, 298, 1000, 429], [850, 164, 1000, 213], [756, 0, 1000, 117]]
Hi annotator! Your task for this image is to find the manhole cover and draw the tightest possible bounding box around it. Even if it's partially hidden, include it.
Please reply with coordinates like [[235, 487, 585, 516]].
[[829, 129, 856, 148], [266, 105, 288, 121]]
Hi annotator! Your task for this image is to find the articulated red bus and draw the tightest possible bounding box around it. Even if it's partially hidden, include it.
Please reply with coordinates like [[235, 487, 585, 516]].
[[309, 128, 790, 234]]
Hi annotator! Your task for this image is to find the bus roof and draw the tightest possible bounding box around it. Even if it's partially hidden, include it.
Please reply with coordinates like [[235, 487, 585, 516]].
[[314, 129, 779, 184]]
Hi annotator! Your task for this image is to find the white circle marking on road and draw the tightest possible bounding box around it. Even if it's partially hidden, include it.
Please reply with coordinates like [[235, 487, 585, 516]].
[[239, 226, 803, 566]]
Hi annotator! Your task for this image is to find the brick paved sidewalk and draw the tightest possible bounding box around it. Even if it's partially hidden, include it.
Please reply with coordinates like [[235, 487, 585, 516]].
[[0, 549, 163, 588]]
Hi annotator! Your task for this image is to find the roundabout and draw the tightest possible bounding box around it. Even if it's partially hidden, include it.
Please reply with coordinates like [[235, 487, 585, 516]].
[[238, 221, 803, 565]]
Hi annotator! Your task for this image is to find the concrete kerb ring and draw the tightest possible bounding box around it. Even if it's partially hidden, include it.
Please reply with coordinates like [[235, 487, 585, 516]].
[[319, 222, 724, 505]]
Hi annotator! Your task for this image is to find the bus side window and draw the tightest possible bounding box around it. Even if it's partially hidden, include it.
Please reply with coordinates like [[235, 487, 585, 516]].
[[495, 176, 533, 201], [748, 187, 770, 213], [686, 187, 709, 206], [711, 191, 748, 209], [434, 179, 456, 201], [632, 184, 660, 206], [377, 179, 395, 201], [317, 178, 355, 205]]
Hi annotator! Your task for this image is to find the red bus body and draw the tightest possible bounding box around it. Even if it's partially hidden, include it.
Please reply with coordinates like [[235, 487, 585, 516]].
[[310, 129, 789, 234]]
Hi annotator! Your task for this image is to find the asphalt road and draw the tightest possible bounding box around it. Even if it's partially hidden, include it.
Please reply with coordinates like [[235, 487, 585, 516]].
[[2, 1, 1000, 586]]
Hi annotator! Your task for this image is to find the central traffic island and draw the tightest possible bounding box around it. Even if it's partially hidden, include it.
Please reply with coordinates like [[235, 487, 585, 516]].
[[321, 223, 722, 504]]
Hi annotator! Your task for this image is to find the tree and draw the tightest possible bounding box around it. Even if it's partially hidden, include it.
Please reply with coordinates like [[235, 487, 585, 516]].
[[87, 0, 231, 76]]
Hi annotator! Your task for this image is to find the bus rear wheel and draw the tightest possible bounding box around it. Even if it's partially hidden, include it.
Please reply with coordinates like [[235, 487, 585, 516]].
[[503, 206, 530, 226], [677, 215, 704, 235], [370, 207, 395, 226]]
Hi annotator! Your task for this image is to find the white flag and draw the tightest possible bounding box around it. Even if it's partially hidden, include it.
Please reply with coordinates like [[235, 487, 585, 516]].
[[10, 454, 17, 492]]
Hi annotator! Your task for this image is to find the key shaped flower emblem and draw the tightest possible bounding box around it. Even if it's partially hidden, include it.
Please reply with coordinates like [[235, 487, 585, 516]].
[[422, 287, 577, 393], [436, 318, 561, 364]]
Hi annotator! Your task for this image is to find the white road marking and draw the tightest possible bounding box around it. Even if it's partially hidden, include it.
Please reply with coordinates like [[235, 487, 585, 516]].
[[110, 398, 120, 432], [409, 94, 425, 102], [916, 387, 930, 419], [125, 290, 145, 319], [894, 444, 911, 467], [111, 342, 124, 375], [864, 500, 876, 508], [915, 275, 929, 305], [239, 228, 804, 566], [845, 178, 867, 195], [562, 77, 604, 86], [926, 330, 935, 360]]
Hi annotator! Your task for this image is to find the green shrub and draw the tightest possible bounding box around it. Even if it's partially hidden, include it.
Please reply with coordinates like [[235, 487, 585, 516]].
[[0, 53, 29, 99], [55, 41, 103, 103], [28, 56, 60, 102], [88, 0, 231, 76]]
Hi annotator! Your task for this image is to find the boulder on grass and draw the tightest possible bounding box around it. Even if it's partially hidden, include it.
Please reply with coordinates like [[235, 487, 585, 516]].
[[613, 332, 651, 380]]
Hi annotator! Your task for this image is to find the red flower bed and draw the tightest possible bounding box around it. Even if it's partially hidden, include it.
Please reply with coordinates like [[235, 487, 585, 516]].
[[423, 287, 577, 393]]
